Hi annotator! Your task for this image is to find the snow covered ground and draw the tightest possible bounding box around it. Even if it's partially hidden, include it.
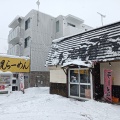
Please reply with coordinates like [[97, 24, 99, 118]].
[[0, 87, 120, 120]]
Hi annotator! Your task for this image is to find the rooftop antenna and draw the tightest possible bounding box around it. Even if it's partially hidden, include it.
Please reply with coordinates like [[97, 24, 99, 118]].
[[97, 12, 106, 26], [36, 0, 40, 26], [36, 0, 40, 11]]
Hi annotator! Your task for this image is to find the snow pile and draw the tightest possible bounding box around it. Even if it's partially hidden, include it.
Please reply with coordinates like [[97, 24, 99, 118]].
[[62, 59, 92, 67], [0, 87, 119, 120], [0, 54, 30, 60]]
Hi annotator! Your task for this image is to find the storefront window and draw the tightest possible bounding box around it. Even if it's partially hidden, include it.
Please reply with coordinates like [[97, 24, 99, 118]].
[[80, 70, 90, 83], [70, 84, 79, 96], [69, 69, 92, 100], [70, 70, 79, 83], [80, 85, 91, 98]]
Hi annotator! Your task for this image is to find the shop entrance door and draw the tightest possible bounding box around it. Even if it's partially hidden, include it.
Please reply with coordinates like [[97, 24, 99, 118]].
[[69, 68, 93, 100]]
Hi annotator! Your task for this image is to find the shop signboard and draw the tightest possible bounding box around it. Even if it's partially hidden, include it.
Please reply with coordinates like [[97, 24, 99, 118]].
[[104, 69, 112, 102], [0, 57, 30, 72]]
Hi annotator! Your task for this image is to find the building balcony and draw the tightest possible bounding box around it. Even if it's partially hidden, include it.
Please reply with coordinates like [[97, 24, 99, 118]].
[[7, 44, 20, 56], [9, 16, 23, 28], [8, 26, 24, 45], [7, 43, 24, 56], [65, 14, 84, 24]]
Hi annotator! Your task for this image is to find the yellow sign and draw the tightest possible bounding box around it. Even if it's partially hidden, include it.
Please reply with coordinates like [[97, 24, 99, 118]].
[[74, 70, 88, 74], [0, 57, 30, 72]]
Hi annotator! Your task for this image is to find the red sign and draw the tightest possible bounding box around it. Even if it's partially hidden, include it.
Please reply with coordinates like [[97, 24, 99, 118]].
[[104, 69, 112, 102]]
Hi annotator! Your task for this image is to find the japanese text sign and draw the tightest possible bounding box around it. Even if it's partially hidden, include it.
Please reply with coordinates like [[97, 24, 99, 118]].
[[104, 69, 112, 102], [0, 57, 30, 72]]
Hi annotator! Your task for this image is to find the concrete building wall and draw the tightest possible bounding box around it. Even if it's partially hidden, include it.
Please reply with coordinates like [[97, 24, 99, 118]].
[[63, 16, 92, 36], [30, 10, 55, 71], [8, 10, 93, 73], [7, 9, 92, 87], [16, 10, 55, 72], [55, 15, 64, 39]]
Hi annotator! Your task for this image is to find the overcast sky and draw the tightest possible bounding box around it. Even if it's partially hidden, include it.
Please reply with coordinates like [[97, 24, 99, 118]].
[[0, 0, 120, 53]]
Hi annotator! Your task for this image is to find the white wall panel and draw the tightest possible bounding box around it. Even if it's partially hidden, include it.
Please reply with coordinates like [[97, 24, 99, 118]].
[[100, 62, 120, 85], [50, 69, 66, 83]]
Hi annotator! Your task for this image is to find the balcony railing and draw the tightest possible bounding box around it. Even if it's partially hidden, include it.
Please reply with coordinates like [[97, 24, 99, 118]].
[[8, 26, 24, 45]]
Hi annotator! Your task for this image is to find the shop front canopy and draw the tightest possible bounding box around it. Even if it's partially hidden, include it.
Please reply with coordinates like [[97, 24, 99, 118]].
[[61, 60, 92, 68]]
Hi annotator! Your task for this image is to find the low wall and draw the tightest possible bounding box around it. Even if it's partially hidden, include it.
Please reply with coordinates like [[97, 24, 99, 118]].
[[50, 83, 68, 97]]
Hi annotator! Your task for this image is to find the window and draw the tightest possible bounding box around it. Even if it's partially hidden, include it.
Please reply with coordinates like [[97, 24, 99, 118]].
[[67, 23, 75, 27], [25, 18, 30, 30], [56, 21, 59, 32], [12, 80, 16, 84], [13, 74, 18, 78], [24, 75, 28, 79], [24, 36, 30, 48], [69, 69, 92, 100], [12, 86, 18, 91]]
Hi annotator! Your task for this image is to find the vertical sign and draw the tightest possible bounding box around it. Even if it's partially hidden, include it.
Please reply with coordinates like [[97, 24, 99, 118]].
[[104, 69, 112, 102], [19, 73, 24, 91]]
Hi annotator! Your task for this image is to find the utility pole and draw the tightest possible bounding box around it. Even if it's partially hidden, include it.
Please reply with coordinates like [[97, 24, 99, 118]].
[[97, 12, 106, 26]]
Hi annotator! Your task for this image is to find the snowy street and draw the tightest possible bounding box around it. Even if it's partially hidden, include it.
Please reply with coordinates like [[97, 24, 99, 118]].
[[0, 87, 120, 120]]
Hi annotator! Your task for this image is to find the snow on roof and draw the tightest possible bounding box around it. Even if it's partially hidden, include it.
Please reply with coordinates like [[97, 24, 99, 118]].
[[62, 59, 92, 68], [46, 20, 120, 66], [65, 14, 84, 24], [0, 54, 30, 60], [8, 15, 24, 28], [0, 70, 12, 75], [0, 70, 12, 73], [52, 31, 91, 43], [52, 36, 65, 43]]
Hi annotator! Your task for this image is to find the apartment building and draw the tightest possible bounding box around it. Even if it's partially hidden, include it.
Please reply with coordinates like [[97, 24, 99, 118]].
[[7, 9, 92, 87]]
